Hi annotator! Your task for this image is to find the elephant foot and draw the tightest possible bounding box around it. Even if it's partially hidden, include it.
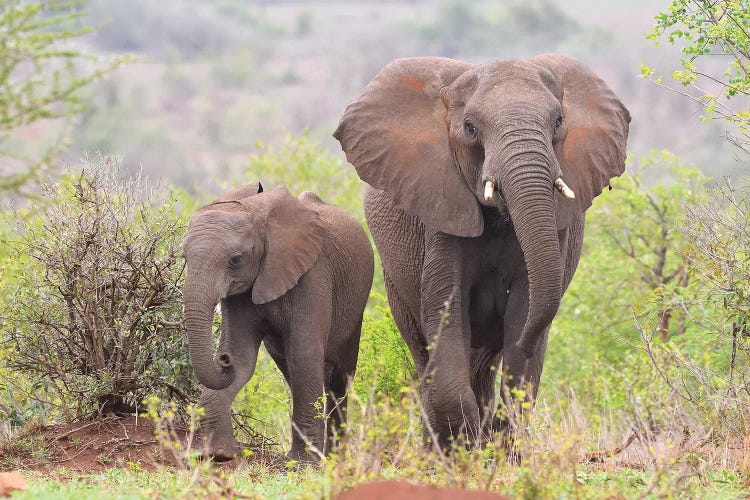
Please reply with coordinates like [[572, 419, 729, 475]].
[[490, 420, 522, 465], [201, 435, 240, 462], [208, 447, 238, 463], [287, 446, 322, 466]]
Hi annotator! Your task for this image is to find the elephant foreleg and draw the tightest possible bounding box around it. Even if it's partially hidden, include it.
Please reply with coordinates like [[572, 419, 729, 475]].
[[470, 344, 503, 436], [421, 233, 480, 449], [200, 294, 264, 460]]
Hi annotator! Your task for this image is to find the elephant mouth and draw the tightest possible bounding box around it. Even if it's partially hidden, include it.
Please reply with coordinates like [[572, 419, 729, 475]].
[[481, 202, 511, 235], [478, 180, 510, 233]]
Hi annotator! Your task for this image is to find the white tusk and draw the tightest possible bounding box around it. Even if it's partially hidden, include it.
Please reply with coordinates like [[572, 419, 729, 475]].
[[554, 178, 576, 199], [484, 181, 495, 201]]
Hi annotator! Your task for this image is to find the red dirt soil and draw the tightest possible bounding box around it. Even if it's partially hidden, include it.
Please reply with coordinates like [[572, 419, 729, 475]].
[[0, 415, 284, 474], [0, 472, 26, 497]]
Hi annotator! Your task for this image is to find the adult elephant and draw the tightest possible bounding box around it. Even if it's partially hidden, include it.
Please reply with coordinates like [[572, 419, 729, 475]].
[[334, 54, 630, 448]]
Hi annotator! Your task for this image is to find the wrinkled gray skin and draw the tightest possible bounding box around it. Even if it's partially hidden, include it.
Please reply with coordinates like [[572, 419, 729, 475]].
[[334, 54, 630, 449], [182, 183, 374, 462]]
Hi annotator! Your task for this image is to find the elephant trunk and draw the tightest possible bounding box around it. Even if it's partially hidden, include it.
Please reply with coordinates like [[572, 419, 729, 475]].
[[494, 149, 563, 358], [183, 277, 235, 390]]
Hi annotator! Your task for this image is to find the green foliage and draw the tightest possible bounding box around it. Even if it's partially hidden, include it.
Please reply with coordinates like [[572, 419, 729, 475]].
[[664, 178, 750, 429], [547, 151, 711, 424], [642, 0, 750, 130], [0, 158, 197, 422], [0, 0, 126, 196], [244, 133, 364, 220], [548, 149, 750, 442], [684, 179, 750, 327], [557, 151, 708, 347], [354, 294, 414, 401]]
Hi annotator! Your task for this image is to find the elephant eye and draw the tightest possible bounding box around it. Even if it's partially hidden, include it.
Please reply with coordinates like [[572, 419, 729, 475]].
[[464, 120, 478, 138], [555, 115, 563, 129], [228, 254, 243, 268]]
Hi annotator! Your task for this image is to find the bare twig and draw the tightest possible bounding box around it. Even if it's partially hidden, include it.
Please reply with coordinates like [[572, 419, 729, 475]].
[[581, 432, 637, 463]]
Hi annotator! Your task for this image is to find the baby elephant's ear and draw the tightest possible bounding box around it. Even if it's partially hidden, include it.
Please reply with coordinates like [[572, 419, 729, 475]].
[[212, 181, 264, 204], [252, 187, 324, 304]]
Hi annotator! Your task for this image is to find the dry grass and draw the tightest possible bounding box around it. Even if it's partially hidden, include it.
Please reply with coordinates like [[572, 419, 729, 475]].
[[319, 378, 750, 499]]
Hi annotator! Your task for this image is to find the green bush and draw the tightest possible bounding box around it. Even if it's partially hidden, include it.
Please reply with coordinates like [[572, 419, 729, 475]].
[[354, 294, 414, 401], [0, 157, 198, 422], [244, 133, 364, 220], [546, 151, 710, 427], [546, 150, 750, 442]]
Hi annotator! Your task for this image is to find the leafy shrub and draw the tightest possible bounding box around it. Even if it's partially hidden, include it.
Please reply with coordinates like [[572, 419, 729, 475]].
[[354, 294, 414, 401], [244, 133, 364, 220], [645, 177, 750, 437], [547, 150, 750, 446], [546, 151, 710, 427], [0, 157, 197, 421]]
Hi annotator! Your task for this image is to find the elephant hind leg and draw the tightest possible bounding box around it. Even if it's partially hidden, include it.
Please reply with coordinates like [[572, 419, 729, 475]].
[[324, 322, 360, 451], [325, 364, 352, 450]]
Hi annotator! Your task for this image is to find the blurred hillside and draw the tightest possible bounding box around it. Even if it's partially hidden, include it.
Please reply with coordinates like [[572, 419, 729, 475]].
[[61, 0, 744, 189]]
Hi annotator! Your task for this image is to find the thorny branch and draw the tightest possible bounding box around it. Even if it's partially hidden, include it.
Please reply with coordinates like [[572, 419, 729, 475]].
[[3, 163, 197, 420]]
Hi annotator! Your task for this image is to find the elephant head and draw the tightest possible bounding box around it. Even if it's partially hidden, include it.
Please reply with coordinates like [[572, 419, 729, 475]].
[[334, 54, 630, 358], [182, 183, 324, 390]]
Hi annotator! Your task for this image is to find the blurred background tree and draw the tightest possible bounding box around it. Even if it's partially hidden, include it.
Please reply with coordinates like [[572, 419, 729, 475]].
[[0, 0, 125, 197], [4, 0, 725, 187], [641, 0, 750, 154]]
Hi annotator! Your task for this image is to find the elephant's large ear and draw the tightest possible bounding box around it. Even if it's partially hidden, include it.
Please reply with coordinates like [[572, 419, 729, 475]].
[[530, 54, 630, 224], [212, 181, 264, 204], [252, 187, 324, 304], [334, 57, 483, 237]]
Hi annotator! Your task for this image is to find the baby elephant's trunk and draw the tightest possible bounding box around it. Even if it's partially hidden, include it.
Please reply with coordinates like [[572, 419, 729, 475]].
[[183, 278, 235, 390]]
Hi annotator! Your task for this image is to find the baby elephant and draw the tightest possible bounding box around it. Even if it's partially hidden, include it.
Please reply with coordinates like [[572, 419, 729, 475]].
[[182, 182, 373, 462]]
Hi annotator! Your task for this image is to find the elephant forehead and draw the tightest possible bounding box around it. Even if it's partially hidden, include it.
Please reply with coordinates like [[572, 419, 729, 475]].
[[187, 211, 254, 241], [190, 210, 234, 226], [472, 60, 560, 99], [402, 75, 425, 91], [477, 60, 539, 83]]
